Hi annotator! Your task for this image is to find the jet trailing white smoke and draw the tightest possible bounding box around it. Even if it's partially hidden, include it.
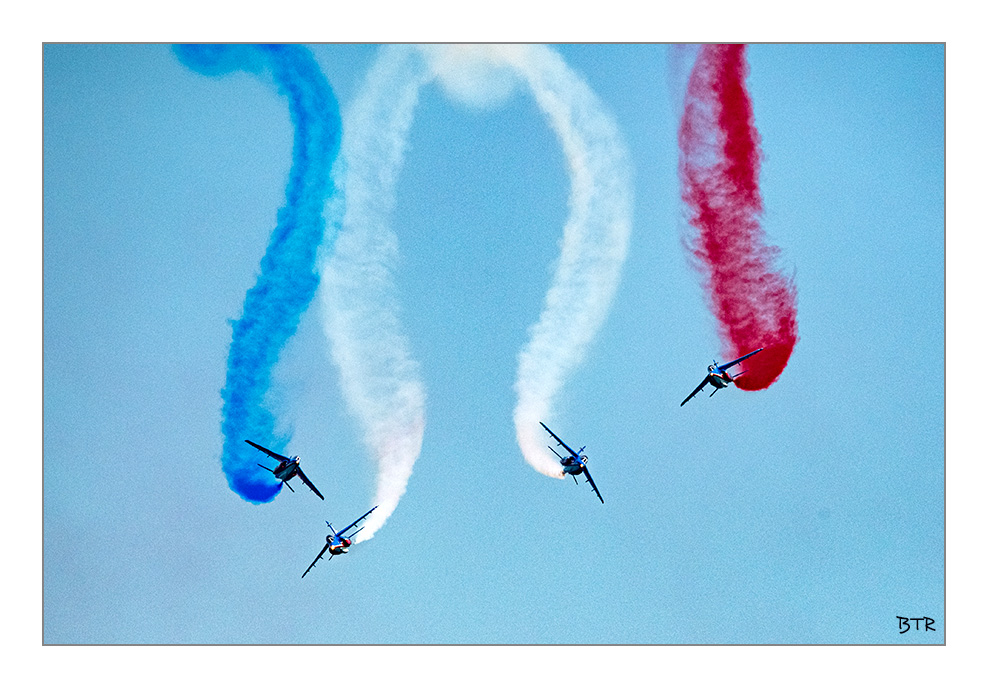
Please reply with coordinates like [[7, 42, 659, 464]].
[[497, 46, 633, 478], [320, 45, 631, 540]]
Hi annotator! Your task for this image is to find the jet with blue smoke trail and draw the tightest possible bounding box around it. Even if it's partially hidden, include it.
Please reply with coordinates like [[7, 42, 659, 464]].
[[174, 44, 342, 503], [321, 45, 631, 540]]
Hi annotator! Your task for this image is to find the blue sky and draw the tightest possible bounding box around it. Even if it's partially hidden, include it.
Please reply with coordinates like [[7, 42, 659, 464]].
[[43, 43, 944, 649]]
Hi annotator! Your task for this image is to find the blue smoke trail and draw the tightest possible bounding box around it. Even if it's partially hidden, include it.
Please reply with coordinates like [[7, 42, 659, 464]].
[[174, 44, 342, 503]]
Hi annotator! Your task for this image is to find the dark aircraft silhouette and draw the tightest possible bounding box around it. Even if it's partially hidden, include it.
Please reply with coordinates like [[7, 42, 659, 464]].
[[245, 439, 324, 500], [680, 348, 764, 407], [302, 506, 378, 578], [540, 422, 603, 504]]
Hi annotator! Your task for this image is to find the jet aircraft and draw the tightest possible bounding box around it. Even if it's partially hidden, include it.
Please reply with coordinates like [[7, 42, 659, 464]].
[[540, 422, 604, 504], [680, 347, 764, 407], [302, 506, 378, 578], [245, 439, 324, 500]]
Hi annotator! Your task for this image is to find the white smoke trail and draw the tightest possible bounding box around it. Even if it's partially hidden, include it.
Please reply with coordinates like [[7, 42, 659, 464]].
[[320, 45, 632, 539], [320, 46, 429, 541]]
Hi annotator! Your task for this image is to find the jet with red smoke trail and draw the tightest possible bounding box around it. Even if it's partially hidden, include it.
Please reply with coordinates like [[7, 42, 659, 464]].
[[680, 348, 763, 407], [678, 44, 797, 392]]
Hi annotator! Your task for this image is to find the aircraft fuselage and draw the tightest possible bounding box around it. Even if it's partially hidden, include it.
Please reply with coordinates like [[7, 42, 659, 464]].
[[327, 536, 351, 555], [562, 458, 586, 476], [710, 372, 732, 388], [329, 545, 349, 555], [273, 458, 301, 482]]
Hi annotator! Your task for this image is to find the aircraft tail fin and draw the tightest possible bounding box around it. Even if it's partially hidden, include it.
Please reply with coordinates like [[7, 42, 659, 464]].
[[257, 463, 274, 473], [548, 445, 565, 460], [284, 481, 295, 492]]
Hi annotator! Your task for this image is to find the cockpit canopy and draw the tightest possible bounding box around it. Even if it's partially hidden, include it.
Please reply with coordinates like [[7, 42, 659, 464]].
[[707, 364, 716, 372]]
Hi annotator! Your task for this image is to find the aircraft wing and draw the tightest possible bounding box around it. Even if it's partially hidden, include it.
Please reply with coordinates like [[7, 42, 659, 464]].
[[336, 506, 378, 538], [583, 466, 604, 504], [680, 377, 710, 406], [722, 347, 764, 370], [245, 439, 292, 463], [302, 543, 331, 579], [540, 422, 579, 459], [295, 466, 325, 500]]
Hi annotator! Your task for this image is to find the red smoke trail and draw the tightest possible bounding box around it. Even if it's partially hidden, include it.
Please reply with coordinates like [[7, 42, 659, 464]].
[[678, 44, 797, 390]]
